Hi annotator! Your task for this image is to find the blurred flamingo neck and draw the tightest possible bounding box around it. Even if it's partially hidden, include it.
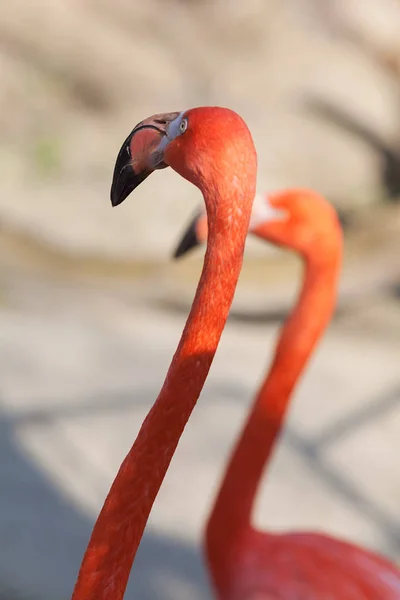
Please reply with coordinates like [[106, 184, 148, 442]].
[[70, 185, 253, 600], [205, 250, 341, 584]]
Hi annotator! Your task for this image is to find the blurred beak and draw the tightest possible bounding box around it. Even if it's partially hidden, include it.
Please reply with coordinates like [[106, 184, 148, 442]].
[[173, 211, 204, 259], [110, 112, 180, 207]]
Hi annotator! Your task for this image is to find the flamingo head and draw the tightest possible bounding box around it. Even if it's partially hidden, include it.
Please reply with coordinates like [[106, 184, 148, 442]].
[[252, 188, 343, 257], [173, 188, 342, 259], [173, 192, 283, 258], [110, 107, 257, 212]]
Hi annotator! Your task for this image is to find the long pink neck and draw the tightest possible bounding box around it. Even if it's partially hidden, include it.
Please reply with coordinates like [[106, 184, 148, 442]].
[[205, 250, 341, 587], [71, 191, 251, 600]]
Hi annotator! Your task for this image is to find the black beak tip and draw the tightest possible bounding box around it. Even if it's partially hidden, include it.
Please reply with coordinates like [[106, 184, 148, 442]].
[[110, 190, 126, 207], [172, 216, 201, 260], [173, 244, 186, 260], [110, 169, 151, 207], [110, 183, 130, 207]]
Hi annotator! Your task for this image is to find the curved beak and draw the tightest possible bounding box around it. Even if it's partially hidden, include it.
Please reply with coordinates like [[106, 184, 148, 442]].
[[173, 210, 205, 259], [110, 111, 180, 207]]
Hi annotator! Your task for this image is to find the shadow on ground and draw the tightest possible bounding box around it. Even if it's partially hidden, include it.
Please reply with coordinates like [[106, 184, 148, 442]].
[[1, 346, 399, 598], [0, 413, 210, 600]]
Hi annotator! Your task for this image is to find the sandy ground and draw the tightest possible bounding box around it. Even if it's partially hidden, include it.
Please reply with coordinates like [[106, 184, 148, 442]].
[[0, 251, 399, 599]]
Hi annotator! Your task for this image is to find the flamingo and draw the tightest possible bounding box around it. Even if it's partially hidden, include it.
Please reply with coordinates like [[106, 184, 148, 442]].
[[173, 189, 400, 599], [70, 106, 257, 600]]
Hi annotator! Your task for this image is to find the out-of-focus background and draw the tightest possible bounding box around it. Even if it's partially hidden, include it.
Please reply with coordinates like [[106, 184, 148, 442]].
[[1, 0, 400, 598]]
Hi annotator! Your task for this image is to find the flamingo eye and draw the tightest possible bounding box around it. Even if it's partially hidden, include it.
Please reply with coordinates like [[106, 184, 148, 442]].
[[179, 118, 188, 134]]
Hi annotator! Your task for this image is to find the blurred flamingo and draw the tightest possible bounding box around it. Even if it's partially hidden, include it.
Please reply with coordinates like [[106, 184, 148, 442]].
[[70, 106, 257, 600], [174, 188, 400, 599]]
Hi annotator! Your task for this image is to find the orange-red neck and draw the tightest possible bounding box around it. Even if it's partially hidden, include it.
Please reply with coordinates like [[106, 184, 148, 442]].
[[70, 193, 251, 600], [205, 248, 341, 592]]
